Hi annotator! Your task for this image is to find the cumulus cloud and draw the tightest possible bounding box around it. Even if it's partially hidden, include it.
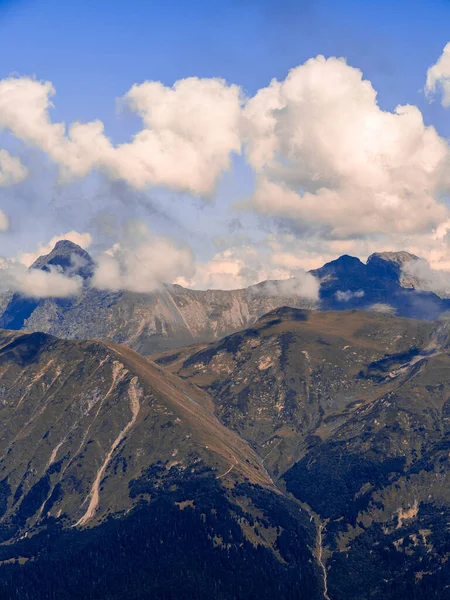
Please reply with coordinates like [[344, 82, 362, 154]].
[[425, 42, 450, 107], [193, 247, 264, 290], [19, 231, 92, 267], [242, 55, 450, 238], [3, 57, 450, 274], [402, 258, 450, 297], [251, 276, 319, 300], [191, 244, 319, 298], [0, 76, 241, 196], [0, 149, 27, 187], [335, 289, 365, 302], [369, 303, 396, 314], [92, 222, 195, 293], [0, 259, 82, 298]]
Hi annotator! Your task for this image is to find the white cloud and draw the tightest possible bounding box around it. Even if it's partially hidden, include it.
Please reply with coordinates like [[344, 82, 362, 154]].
[[192, 247, 263, 290], [3, 58, 450, 275], [252, 276, 319, 300], [243, 55, 450, 238], [19, 231, 92, 267], [425, 42, 450, 107], [191, 244, 319, 298], [0, 149, 27, 187], [402, 258, 450, 297], [92, 223, 195, 293], [0, 76, 242, 196], [335, 289, 365, 302], [0, 149, 27, 233], [0, 260, 82, 298], [369, 303, 396, 315]]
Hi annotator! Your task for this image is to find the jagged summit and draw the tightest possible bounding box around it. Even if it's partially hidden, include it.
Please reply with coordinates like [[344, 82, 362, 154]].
[[366, 250, 418, 273], [311, 251, 418, 282], [364, 251, 416, 280], [367, 250, 418, 266], [311, 254, 365, 279], [31, 239, 94, 279]]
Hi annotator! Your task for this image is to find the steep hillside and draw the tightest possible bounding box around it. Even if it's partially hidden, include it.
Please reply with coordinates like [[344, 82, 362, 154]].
[[0, 328, 321, 600], [1, 308, 450, 597], [156, 308, 450, 599], [0, 328, 275, 529], [160, 308, 435, 474]]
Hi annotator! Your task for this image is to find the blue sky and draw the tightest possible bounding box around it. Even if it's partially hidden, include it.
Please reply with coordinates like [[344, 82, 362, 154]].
[[1, 0, 449, 126], [1, 0, 450, 291]]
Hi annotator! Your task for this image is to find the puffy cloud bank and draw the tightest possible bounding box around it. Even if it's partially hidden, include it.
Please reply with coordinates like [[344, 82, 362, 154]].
[[191, 244, 319, 297], [402, 258, 450, 297], [0, 76, 241, 196], [0, 149, 28, 231], [2, 55, 449, 236], [243, 55, 450, 238], [0, 149, 27, 188], [0, 260, 82, 298], [2, 46, 450, 287], [92, 223, 195, 293]]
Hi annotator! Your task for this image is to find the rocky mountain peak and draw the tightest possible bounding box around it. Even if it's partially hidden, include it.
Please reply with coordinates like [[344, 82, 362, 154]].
[[31, 239, 94, 279], [366, 250, 418, 269], [310, 254, 366, 281], [366, 251, 419, 284]]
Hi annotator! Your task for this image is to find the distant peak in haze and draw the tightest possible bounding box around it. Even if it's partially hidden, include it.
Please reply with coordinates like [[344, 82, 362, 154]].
[[311, 251, 420, 281], [31, 239, 94, 279], [310, 254, 366, 279], [53, 239, 84, 251], [367, 251, 419, 268]]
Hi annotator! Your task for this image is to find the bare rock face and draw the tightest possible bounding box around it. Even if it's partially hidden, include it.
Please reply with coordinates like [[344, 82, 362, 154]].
[[30, 239, 95, 279], [367, 250, 418, 269], [367, 251, 420, 288], [19, 283, 317, 354]]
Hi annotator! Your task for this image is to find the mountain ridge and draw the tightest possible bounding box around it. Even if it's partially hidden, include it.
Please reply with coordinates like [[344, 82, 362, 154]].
[[153, 306, 450, 599], [0, 322, 322, 599], [0, 241, 448, 355], [0, 307, 449, 597]]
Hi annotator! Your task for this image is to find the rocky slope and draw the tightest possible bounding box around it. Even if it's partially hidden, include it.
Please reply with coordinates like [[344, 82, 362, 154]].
[[155, 308, 450, 599], [1, 308, 450, 597], [0, 328, 275, 529], [0, 327, 321, 599], [0, 240, 317, 354]]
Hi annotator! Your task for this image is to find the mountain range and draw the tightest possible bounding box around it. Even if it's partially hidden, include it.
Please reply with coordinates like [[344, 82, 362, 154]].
[[0, 307, 449, 597], [0, 241, 449, 597], [0, 240, 448, 355]]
